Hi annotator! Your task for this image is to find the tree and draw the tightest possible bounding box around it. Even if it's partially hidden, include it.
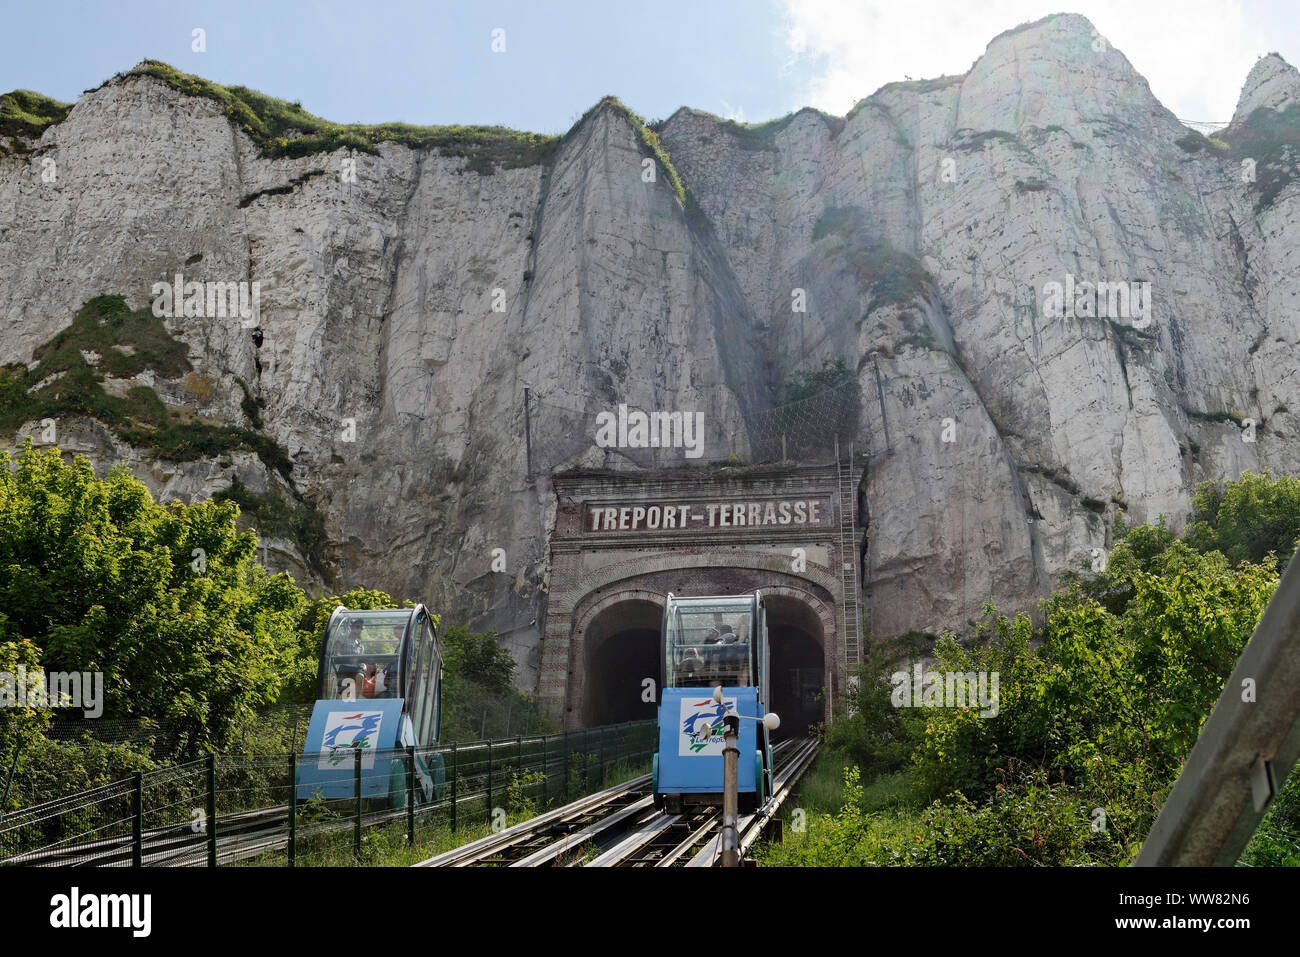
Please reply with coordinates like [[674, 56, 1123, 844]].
[[0, 442, 306, 754], [439, 625, 516, 695], [1184, 470, 1300, 567]]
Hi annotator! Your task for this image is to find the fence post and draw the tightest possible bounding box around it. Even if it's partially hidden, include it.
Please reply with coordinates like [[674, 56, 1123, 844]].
[[599, 729, 606, 786], [541, 734, 548, 808], [450, 743, 458, 832], [406, 746, 416, 847], [132, 771, 143, 868], [353, 748, 362, 861], [206, 754, 217, 868], [563, 731, 570, 802], [288, 752, 296, 868], [486, 741, 493, 826]]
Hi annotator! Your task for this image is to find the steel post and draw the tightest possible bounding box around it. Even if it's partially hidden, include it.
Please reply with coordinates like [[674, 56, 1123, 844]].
[[721, 716, 740, 867]]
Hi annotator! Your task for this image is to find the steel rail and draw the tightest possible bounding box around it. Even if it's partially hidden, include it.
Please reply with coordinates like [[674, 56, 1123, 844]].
[[415, 773, 650, 867], [685, 738, 818, 867]]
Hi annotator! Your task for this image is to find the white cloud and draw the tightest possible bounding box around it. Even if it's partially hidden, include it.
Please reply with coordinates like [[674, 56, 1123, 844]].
[[779, 0, 1278, 122], [721, 99, 747, 122]]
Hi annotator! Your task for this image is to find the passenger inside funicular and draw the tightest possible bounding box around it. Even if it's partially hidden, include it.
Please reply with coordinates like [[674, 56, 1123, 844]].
[[324, 613, 406, 700], [714, 624, 751, 687], [326, 618, 366, 699], [385, 624, 406, 697], [669, 607, 753, 688]]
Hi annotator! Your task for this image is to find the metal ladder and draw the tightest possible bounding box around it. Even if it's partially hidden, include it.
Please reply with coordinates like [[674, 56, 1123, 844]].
[[836, 444, 862, 668]]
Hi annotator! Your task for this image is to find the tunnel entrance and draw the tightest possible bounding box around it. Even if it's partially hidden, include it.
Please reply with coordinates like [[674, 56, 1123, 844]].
[[540, 463, 853, 727], [581, 599, 662, 727], [765, 594, 827, 740]]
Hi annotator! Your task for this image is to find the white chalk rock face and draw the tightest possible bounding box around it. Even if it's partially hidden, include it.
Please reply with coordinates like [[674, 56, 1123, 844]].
[[2, 14, 1299, 683]]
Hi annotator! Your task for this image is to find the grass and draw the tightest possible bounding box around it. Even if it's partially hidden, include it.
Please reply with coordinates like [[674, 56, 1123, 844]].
[[843, 75, 963, 122], [1107, 317, 1157, 351], [0, 296, 188, 435], [1175, 130, 1230, 153], [575, 95, 689, 207], [811, 206, 857, 242], [895, 331, 941, 353], [238, 168, 326, 208], [122, 60, 560, 170], [788, 750, 848, 814], [758, 759, 926, 867], [1020, 463, 1083, 496], [852, 242, 934, 320], [1, 296, 283, 473], [0, 89, 72, 149], [953, 129, 1020, 152], [694, 107, 841, 150]]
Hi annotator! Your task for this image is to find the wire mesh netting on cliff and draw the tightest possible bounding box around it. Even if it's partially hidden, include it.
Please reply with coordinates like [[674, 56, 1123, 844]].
[[524, 377, 861, 475]]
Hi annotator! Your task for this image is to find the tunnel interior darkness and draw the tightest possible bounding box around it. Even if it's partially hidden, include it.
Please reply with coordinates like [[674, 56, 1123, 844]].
[[581, 599, 662, 727], [579, 592, 826, 736], [765, 595, 827, 740]]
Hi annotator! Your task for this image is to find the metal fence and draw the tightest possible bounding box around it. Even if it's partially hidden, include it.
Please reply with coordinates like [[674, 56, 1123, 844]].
[[0, 720, 656, 867]]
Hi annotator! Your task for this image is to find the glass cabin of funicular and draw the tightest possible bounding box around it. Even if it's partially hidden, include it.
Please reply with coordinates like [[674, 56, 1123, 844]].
[[664, 596, 757, 688], [320, 609, 413, 701]]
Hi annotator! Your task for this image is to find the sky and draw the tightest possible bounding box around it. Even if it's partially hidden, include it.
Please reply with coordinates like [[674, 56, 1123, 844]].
[[1, 1, 1295, 133]]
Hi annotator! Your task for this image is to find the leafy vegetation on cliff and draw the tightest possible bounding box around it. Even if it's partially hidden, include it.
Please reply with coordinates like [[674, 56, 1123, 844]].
[[810, 208, 935, 320], [0, 295, 328, 569], [577, 95, 690, 207], [1, 297, 277, 470]]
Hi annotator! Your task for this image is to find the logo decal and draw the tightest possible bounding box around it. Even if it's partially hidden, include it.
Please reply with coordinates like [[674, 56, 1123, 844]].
[[319, 710, 383, 769], [678, 697, 735, 755]]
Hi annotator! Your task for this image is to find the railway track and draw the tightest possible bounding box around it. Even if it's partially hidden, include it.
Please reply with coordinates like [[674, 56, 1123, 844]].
[[684, 736, 817, 866], [596, 737, 816, 867], [416, 737, 818, 868], [9, 738, 816, 869], [416, 773, 654, 867], [4, 804, 291, 868]]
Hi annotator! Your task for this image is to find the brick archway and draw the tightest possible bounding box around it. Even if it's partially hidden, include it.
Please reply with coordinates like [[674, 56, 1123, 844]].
[[538, 464, 858, 727], [553, 568, 837, 728]]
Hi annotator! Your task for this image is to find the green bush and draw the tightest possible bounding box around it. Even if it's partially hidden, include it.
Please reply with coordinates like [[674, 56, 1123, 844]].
[[0, 442, 309, 757], [799, 470, 1298, 866], [1183, 470, 1300, 568]]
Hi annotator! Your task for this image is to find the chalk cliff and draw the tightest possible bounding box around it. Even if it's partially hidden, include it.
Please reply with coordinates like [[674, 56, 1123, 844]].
[[2, 13, 1297, 686]]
